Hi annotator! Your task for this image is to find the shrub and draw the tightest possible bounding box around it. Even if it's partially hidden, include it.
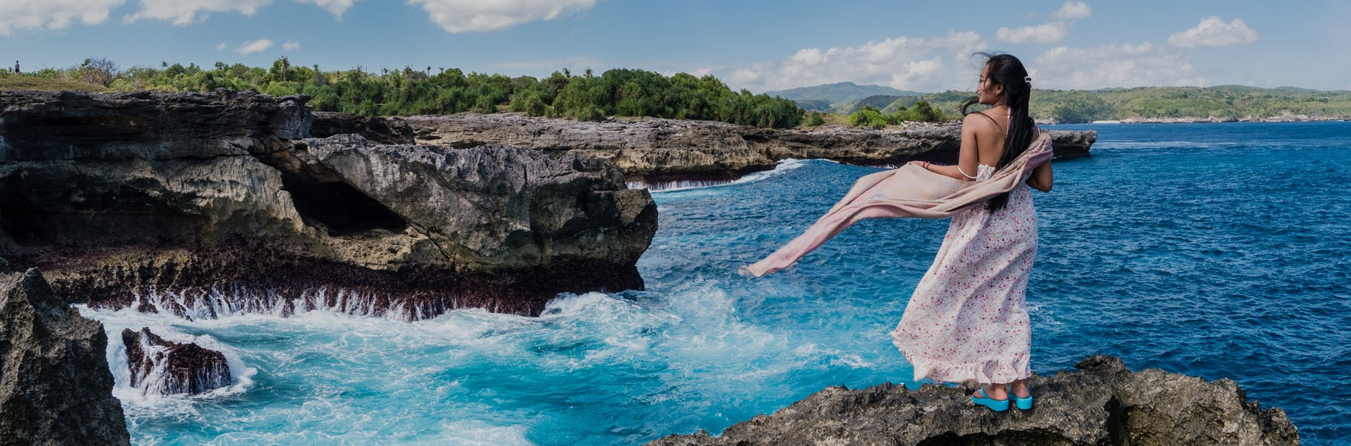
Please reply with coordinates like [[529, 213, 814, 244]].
[[849, 106, 889, 129], [807, 111, 825, 126]]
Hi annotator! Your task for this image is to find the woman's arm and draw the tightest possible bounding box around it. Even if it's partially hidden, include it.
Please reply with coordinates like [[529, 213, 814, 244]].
[[1026, 161, 1053, 192], [912, 114, 985, 181]]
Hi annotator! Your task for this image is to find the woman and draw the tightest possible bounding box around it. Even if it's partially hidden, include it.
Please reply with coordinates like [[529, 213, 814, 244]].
[[742, 53, 1053, 412], [889, 52, 1052, 412]]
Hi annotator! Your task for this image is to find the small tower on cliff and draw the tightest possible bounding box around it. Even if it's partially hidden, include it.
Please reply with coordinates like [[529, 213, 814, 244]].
[[13, 61, 18, 74]]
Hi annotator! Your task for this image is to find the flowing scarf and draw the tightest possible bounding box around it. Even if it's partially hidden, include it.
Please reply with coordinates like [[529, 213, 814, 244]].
[[742, 133, 1053, 277]]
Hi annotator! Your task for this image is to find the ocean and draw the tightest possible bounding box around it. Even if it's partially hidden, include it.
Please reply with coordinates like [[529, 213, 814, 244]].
[[80, 121, 1351, 445]]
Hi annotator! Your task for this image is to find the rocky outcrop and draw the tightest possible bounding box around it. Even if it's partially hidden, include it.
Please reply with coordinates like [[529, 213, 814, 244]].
[[401, 113, 1097, 186], [0, 90, 656, 318], [649, 356, 1299, 446], [122, 327, 231, 396], [311, 111, 415, 144], [0, 269, 131, 446]]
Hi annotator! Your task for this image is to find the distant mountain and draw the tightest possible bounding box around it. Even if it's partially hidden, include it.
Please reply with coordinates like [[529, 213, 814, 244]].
[[832, 95, 907, 114], [765, 82, 923, 110]]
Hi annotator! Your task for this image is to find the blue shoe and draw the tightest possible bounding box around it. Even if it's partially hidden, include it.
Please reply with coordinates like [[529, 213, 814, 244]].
[[971, 388, 1009, 412], [1013, 394, 1033, 410]]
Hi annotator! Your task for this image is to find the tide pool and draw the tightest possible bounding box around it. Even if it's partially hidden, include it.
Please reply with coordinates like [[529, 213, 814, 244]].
[[82, 121, 1351, 445]]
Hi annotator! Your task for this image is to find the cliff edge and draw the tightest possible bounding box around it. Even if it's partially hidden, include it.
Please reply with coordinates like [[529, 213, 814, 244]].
[[649, 355, 1298, 446], [399, 113, 1097, 185], [0, 90, 656, 318]]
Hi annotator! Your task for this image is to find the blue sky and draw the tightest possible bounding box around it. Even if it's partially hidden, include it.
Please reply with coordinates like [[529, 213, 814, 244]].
[[1, 0, 1347, 93]]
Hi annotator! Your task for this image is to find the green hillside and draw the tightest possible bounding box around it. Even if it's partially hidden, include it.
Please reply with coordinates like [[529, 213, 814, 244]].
[[832, 94, 907, 114], [874, 86, 1351, 123]]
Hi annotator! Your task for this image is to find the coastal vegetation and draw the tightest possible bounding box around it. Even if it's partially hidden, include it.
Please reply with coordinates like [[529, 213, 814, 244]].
[[0, 58, 802, 129], [808, 86, 1351, 123], [5, 58, 1347, 126], [847, 102, 951, 129]]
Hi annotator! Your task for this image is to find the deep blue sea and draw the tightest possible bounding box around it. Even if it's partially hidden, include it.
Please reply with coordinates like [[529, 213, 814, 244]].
[[81, 122, 1351, 445]]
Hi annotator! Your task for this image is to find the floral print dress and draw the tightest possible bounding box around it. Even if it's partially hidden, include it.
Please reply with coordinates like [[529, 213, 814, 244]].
[[890, 163, 1036, 384]]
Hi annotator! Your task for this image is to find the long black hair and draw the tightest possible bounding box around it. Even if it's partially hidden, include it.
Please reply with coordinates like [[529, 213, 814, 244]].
[[960, 52, 1035, 212]]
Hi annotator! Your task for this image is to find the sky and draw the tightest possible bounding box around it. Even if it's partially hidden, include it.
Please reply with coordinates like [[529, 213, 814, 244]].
[[1, 0, 1348, 93]]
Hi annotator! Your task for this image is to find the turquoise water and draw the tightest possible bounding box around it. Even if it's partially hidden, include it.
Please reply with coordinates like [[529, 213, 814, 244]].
[[81, 122, 1351, 445]]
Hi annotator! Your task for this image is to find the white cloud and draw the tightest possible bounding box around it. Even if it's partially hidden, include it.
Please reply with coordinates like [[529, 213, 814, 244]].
[[3, 0, 361, 32], [126, 0, 273, 26], [1168, 16, 1260, 47], [235, 39, 275, 55], [215, 41, 228, 51], [282, 40, 301, 51], [407, 0, 597, 33], [1033, 42, 1207, 89], [1054, 1, 1091, 20], [996, 21, 1070, 44], [727, 31, 988, 93], [0, 0, 125, 35], [294, 0, 360, 18]]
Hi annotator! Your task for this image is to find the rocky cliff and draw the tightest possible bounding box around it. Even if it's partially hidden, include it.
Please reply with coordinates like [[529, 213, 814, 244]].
[[399, 113, 1097, 186], [0, 269, 131, 446], [0, 90, 656, 318], [648, 355, 1299, 446]]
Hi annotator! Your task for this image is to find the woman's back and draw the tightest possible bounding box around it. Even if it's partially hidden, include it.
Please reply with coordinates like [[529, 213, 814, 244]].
[[967, 109, 1008, 167]]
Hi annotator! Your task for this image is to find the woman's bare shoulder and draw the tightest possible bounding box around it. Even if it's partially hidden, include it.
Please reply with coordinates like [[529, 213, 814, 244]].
[[962, 111, 1000, 133]]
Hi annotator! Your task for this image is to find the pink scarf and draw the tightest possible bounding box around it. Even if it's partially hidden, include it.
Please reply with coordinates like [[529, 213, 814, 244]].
[[743, 134, 1053, 277]]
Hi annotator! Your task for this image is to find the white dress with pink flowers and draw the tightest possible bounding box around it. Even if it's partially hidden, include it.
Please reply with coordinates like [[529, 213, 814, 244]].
[[890, 163, 1036, 384]]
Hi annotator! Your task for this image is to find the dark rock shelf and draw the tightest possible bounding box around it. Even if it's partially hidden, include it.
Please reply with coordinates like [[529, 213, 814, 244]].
[[0, 90, 656, 318], [649, 356, 1298, 446]]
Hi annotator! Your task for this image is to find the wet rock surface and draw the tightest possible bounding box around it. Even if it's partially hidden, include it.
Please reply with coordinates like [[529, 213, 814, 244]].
[[401, 113, 1097, 185], [0, 90, 656, 318], [122, 327, 231, 395], [0, 269, 130, 446], [648, 355, 1299, 446]]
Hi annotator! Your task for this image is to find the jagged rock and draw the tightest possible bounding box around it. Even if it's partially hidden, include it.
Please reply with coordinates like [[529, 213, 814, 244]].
[[311, 111, 415, 144], [0, 269, 130, 446], [0, 90, 656, 318], [121, 327, 231, 395], [298, 135, 655, 270], [402, 113, 1098, 185], [648, 355, 1298, 446]]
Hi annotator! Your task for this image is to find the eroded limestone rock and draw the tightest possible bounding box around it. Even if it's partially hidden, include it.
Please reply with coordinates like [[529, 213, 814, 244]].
[[401, 113, 1098, 185], [648, 355, 1298, 446], [0, 91, 655, 318], [0, 269, 130, 446]]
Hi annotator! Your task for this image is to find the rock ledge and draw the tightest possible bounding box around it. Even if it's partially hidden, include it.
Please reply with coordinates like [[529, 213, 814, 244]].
[[1, 90, 656, 318], [649, 355, 1298, 446], [400, 113, 1098, 186]]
